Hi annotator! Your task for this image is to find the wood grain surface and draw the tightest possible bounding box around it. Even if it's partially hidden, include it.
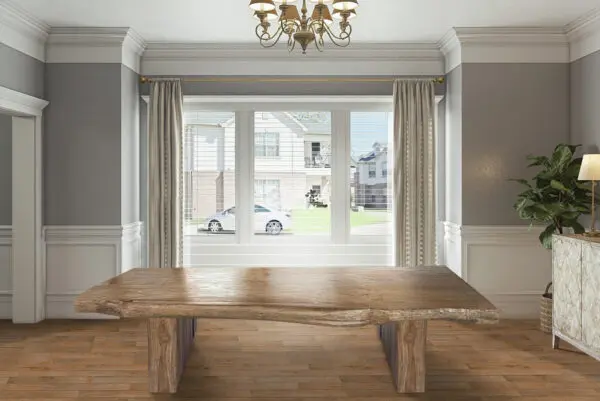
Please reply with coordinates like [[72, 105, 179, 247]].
[[74, 266, 499, 326]]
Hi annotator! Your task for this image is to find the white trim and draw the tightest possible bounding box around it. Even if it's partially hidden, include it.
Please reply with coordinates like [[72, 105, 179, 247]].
[[0, 226, 11, 319], [443, 222, 551, 319], [439, 27, 570, 73], [331, 111, 350, 244], [566, 9, 600, 62], [46, 27, 146, 74], [0, 1, 49, 61], [0, 85, 48, 117], [235, 111, 255, 246], [44, 224, 143, 318], [141, 42, 444, 76]]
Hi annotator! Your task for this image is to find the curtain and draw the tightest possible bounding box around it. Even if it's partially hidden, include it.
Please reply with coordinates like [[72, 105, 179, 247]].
[[393, 79, 436, 267], [148, 80, 184, 268]]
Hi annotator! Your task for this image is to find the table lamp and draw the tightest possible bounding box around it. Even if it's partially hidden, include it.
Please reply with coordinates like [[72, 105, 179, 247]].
[[578, 154, 600, 237]]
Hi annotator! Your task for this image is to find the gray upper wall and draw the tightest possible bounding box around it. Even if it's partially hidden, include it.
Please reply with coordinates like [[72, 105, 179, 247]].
[[139, 76, 446, 97], [0, 43, 44, 99], [445, 66, 463, 225], [0, 114, 11, 226], [121, 65, 141, 225], [44, 63, 123, 226], [571, 50, 600, 154], [461, 63, 570, 226]]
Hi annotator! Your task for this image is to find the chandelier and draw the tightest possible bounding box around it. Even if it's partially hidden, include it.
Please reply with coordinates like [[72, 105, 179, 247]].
[[249, 0, 359, 54]]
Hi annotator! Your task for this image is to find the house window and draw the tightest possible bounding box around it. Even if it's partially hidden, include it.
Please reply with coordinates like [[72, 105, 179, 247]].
[[368, 163, 376, 178], [382, 160, 388, 177], [255, 179, 281, 208], [255, 132, 280, 157]]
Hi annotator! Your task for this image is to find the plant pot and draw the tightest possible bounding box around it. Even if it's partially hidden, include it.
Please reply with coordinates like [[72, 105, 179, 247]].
[[540, 282, 553, 333]]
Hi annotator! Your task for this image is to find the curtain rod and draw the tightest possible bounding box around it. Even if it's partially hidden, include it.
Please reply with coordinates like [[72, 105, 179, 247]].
[[139, 76, 445, 84]]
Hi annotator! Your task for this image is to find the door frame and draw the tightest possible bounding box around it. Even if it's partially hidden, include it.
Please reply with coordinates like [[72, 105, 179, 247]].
[[0, 85, 48, 323]]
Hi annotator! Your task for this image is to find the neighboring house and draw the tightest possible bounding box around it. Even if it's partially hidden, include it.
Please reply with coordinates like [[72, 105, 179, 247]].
[[354, 142, 390, 209], [184, 112, 332, 221]]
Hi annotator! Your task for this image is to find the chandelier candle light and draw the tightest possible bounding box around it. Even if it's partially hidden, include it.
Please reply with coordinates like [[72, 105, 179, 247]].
[[578, 154, 600, 237], [249, 0, 359, 54]]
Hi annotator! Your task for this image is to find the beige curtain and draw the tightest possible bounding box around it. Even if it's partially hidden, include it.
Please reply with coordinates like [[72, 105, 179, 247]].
[[393, 79, 436, 267], [148, 80, 184, 268]]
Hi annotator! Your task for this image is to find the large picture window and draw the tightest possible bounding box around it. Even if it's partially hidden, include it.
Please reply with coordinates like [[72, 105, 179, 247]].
[[182, 100, 395, 268]]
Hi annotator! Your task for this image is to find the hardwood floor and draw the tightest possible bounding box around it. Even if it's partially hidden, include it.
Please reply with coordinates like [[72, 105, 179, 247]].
[[0, 319, 599, 400]]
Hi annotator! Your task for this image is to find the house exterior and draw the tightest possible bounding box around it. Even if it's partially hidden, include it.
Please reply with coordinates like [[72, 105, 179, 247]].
[[184, 112, 332, 221], [354, 142, 390, 210]]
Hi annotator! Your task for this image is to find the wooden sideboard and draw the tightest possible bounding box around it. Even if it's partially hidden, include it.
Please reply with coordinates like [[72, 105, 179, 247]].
[[552, 234, 600, 360]]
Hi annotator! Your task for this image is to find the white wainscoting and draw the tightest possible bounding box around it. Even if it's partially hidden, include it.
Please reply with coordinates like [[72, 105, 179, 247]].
[[443, 222, 552, 319], [44, 222, 142, 319], [0, 226, 11, 319]]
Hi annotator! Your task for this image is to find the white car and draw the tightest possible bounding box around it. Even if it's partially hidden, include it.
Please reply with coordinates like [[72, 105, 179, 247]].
[[202, 205, 292, 235]]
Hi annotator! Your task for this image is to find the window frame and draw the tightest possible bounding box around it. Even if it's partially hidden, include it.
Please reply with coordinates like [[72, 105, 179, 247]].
[[255, 131, 281, 158]]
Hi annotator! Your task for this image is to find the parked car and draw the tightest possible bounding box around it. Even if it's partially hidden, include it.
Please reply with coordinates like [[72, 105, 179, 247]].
[[201, 205, 292, 235]]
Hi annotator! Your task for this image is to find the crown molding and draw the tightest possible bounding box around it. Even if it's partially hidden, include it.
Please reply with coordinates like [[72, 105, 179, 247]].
[[47, 27, 147, 73], [141, 42, 445, 76], [566, 8, 600, 62], [439, 27, 569, 73], [0, 0, 49, 61]]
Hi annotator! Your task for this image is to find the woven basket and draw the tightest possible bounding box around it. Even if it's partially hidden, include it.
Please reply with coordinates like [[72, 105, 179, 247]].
[[540, 282, 553, 333]]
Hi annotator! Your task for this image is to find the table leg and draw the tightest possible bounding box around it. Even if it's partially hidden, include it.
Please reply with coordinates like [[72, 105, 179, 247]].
[[379, 320, 427, 393], [147, 317, 196, 394]]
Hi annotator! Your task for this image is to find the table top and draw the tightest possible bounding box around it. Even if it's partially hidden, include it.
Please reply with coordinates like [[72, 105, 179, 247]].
[[75, 266, 499, 326]]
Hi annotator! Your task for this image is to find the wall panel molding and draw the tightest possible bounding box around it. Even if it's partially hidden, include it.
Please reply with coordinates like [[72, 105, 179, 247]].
[[44, 222, 142, 319], [0, 226, 12, 319], [443, 222, 551, 318]]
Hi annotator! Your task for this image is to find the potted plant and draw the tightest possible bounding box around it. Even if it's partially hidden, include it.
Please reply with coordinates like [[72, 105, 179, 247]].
[[510, 143, 593, 333]]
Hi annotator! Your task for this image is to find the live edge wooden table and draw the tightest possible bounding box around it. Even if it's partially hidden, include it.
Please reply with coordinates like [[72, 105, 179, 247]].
[[74, 266, 498, 395]]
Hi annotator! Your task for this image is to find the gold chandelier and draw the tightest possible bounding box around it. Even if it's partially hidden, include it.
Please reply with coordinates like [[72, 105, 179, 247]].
[[249, 0, 359, 54]]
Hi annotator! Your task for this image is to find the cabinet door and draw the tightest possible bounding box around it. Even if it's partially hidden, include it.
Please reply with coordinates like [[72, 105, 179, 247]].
[[582, 242, 600, 351], [553, 236, 582, 341]]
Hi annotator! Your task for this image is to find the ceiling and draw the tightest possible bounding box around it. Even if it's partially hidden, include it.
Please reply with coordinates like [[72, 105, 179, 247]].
[[12, 0, 600, 43]]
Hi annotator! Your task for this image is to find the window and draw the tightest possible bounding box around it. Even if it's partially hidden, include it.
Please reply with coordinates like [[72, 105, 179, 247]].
[[368, 163, 376, 178], [255, 132, 280, 157], [183, 111, 236, 238], [350, 112, 393, 238], [182, 102, 395, 269], [254, 111, 331, 239], [255, 179, 281, 208]]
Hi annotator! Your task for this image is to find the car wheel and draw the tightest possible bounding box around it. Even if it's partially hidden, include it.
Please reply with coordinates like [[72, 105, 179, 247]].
[[265, 220, 283, 235], [208, 220, 223, 233]]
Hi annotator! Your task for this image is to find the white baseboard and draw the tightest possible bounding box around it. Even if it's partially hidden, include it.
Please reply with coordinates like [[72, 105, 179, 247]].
[[43, 223, 142, 319], [443, 222, 551, 319]]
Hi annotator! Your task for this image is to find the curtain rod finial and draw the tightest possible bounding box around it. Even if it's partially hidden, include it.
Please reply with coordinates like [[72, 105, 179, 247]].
[[140, 76, 149, 84]]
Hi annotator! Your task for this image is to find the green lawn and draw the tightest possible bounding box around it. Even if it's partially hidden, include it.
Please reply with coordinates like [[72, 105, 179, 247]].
[[290, 208, 390, 234]]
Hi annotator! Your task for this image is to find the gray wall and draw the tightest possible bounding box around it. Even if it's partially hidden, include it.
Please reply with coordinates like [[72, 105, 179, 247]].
[[0, 43, 44, 99], [121, 65, 140, 224], [445, 66, 463, 225], [460, 63, 570, 226], [571, 50, 600, 154], [0, 114, 11, 225], [140, 76, 446, 97], [44, 64, 123, 225]]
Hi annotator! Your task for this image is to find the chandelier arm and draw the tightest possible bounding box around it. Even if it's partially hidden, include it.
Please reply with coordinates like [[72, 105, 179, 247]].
[[257, 24, 285, 48], [323, 23, 352, 47], [310, 24, 325, 52]]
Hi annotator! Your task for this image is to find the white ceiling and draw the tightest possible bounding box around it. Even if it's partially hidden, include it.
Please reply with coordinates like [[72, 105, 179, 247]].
[[12, 0, 600, 43]]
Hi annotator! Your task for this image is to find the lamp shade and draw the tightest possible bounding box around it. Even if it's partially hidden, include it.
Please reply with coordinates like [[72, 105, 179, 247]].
[[255, 9, 279, 21], [312, 4, 333, 24], [332, 0, 359, 11], [332, 9, 356, 19], [274, 0, 297, 3], [309, 0, 334, 4], [280, 4, 300, 21], [578, 154, 600, 181], [249, 0, 276, 12]]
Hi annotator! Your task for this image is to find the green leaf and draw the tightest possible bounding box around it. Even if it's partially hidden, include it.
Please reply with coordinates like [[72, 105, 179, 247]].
[[564, 220, 586, 234], [550, 180, 569, 192], [539, 224, 557, 249]]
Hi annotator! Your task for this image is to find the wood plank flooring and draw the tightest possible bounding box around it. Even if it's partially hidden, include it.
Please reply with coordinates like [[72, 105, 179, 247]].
[[0, 319, 599, 400]]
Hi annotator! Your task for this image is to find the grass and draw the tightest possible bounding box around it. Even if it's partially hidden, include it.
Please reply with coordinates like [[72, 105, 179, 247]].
[[290, 208, 390, 234]]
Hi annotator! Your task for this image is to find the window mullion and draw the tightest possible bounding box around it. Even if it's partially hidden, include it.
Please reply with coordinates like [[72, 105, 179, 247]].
[[331, 110, 350, 244], [235, 111, 255, 244]]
